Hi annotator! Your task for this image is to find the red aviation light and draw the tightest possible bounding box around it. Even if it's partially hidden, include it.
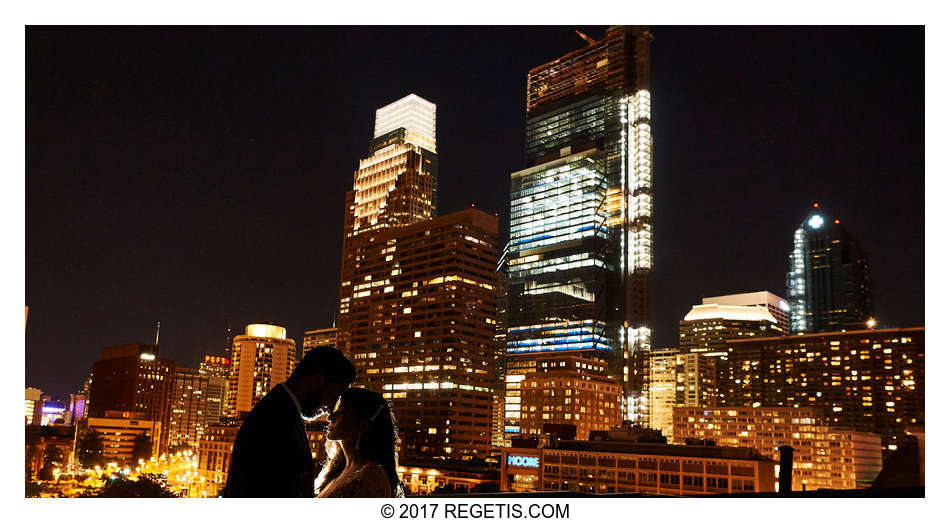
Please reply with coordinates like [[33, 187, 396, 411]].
[[813, 203, 819, 208]]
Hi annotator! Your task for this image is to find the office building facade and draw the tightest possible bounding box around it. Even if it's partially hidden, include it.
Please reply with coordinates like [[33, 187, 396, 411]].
[[787, 209, 873, 333], [337, 94, 439, 357], [167, 367, 208, 450], [724, 327, 923, 452], [25, 387, 42, 425], [88, 343, 175, 453], [517, 354, 622, 441], [227, 324, 296, 417], [197, 421, 241, 497], [338, 208, 498, 459], [84, 416, 161, 465], [335, 94, 498, 458], [645, 350, 717, 437], [491, 267, 509, 449], [344, 94, 437, 237], [679, 304, 784, 357], [504, 26, 654, 438], [679, 303, 784, 407], [398, 459, 500, 495], [25, 425, 75, 478], [303, 327, 338, 356], [198, 355, 229, 426], [198, 354, 230, 380], [197, 420, 329, 497], [702, 291, 791, 335], [673, 406, 883, 490], [501, 440, 775, 495]]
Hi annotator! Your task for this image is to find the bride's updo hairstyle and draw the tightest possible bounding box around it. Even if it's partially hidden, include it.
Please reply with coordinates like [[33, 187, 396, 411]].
[[314, 388, 402, 497]]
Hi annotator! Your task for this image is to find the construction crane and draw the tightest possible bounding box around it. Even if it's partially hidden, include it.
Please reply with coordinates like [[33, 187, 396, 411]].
[[575, 30, 597, 46]]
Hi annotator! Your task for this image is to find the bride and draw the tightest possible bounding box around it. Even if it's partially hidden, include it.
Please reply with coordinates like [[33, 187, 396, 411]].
[[315, 388, 404, 497]]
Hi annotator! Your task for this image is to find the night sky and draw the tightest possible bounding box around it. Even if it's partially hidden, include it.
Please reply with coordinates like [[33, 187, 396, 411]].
[[26, 26, 924, 399]]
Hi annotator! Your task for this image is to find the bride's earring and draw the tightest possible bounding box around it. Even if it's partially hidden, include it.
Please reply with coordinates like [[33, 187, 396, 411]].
[[356, 439, 361, 450]]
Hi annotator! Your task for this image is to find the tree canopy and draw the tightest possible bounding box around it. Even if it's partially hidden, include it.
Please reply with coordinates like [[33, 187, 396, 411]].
[[132, 433, 152, 462], [84, 474, 178, 498], [76, 429, 105, 469]]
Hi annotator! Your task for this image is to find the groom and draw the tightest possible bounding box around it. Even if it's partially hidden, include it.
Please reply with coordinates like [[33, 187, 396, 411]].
[[223, 346, 356, 497]]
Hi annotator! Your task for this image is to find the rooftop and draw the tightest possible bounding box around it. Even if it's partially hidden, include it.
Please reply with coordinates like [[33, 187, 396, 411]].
[[683, 304, 777, 323], [728, 326, 924, 344], [547, 440, 775, 462]]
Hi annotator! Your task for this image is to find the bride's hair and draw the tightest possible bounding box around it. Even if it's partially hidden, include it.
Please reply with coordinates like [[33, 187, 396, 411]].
[[314, 388, 402, 496]]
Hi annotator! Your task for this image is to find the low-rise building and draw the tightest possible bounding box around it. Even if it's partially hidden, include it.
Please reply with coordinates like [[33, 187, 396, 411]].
[[25, 387, 43, 425], [197, 419, 329, 497], [518, 354, 622, 441], [501, 439, 775, 495], [673, 406, 882, 490], [723, 326, 924, 453], [83, 415, 161, 465], [40, 400, 68, 426], [398, 459, 500, 495], [646, 350, 716, 437], [196, 421, 241, 497], [25, 425, 75, 478]]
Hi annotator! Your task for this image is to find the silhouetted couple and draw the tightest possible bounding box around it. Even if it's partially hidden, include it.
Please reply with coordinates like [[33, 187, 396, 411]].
[[223, 346, 402, 498]]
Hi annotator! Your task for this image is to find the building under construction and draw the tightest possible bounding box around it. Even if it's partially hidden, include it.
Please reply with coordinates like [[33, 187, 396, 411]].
[[504, 26, 654, 443]]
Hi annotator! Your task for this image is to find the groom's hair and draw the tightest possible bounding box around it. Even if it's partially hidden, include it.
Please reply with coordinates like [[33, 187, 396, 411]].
[[289, 346, 356, 384]]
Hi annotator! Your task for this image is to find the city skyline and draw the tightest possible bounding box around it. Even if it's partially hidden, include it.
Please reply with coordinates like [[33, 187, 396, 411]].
[[26, 26, 924, 399]]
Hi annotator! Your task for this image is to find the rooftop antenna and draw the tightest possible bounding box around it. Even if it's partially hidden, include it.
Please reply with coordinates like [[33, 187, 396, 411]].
[[225, 320, 232, 355], [154, 321, 161, 346], [575, 30, 597, 46]]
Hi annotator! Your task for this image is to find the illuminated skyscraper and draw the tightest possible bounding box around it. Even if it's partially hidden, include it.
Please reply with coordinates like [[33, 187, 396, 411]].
[[338, 94, 439, 356], [227, 324, 296, 417], [167, 367, 208, 449], [198, 355, 230, 425], [338, 209, 498, 459], [491, 266, 509, 449], [787, 208, 873, 333], [199, 354, 230, 380], [345, 94, 437, 236], [504, 26, 654, 438]]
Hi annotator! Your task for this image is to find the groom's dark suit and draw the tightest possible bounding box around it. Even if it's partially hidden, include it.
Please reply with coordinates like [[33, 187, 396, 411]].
[[223, 384, 315, 497]]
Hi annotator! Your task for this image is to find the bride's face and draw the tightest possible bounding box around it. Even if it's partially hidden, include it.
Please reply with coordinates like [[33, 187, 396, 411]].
[[326, 400, 365, 442]]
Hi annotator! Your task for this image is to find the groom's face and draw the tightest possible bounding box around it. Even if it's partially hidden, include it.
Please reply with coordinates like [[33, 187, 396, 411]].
[[299, 375, 350, 418]]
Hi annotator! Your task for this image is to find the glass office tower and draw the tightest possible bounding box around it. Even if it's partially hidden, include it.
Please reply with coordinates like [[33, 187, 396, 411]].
[[786, 208, 873, 333], [504, 26, 654, 441]]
